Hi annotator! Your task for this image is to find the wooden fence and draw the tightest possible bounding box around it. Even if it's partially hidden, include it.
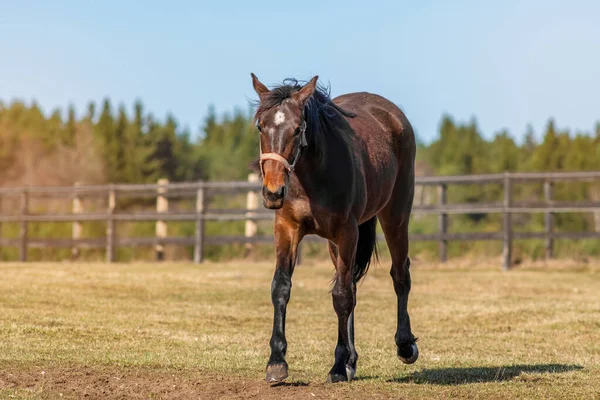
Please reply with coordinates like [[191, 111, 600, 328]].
[[1, 171, 600, 270]]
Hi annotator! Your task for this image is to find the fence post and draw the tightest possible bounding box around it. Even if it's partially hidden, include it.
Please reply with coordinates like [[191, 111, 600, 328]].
[[296, 243, 304, 265], [72, 182, 82, 260], [544, 181, 554, 260], [155, 179, 169, 261], [245, 173, 259, 256], [193, 181, 205, 264], [106, 185, 116, 263], [502, 173, 512, 271], [438, 183, 448, 262], [19, 189, 28, 262]]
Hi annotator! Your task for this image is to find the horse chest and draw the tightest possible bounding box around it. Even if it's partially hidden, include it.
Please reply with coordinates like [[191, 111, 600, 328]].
[[282, 197, 344, 240]]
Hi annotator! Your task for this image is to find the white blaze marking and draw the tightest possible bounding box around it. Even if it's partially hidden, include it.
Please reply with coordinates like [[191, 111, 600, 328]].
[[274, 111, 286, 126], [268, 128, 275, 148]]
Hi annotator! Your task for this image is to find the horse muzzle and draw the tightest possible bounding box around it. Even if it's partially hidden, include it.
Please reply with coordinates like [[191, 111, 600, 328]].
[[262, 185, 286, 209]]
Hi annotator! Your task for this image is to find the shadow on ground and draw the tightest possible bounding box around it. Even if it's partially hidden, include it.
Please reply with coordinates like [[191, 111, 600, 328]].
[[383, 364, 583, 385], [270, 381, 310, 387]]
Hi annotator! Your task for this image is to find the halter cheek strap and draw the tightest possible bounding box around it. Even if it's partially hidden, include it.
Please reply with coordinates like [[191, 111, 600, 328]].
[[259, 120, 307, 176]]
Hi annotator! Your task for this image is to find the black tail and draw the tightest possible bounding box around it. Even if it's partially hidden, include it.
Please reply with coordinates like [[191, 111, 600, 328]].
[[354, 217, 379, 283]]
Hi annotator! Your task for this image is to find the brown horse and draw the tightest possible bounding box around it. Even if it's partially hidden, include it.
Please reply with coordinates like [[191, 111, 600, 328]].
[[250, 74, 418, 383]]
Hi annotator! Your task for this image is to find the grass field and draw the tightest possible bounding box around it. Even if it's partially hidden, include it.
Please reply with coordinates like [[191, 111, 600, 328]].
[[1, 258, 599, 399]]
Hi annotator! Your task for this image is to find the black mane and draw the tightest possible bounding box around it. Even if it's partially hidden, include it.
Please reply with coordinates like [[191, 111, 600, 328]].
[[251, 78, 356, 175]]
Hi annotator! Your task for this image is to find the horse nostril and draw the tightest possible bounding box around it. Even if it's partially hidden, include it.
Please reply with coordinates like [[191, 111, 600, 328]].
[[263, 186, 286, 200]]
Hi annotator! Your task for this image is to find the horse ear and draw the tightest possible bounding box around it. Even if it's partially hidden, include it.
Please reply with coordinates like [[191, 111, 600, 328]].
[[251, 73, 270, 98], [294, 76, 319, 104]]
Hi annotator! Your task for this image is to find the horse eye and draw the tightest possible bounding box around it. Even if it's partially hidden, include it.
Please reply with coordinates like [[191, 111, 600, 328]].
[[256, 124, 263, 133], [293, 127, 301, 136]]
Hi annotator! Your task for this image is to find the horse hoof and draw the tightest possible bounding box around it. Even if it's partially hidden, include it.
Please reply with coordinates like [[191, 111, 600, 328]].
[[326, 373, 348, 383], [398, 342, 419, 364], [346, 366, 356, 381], [266, 363, 288, 383]]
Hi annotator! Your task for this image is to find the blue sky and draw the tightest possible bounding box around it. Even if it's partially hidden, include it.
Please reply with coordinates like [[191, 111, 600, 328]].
[[1, 0, 599, 143]]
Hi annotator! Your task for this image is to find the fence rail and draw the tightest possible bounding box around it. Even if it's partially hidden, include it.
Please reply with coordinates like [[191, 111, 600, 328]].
[[1, 171, 599, 269]]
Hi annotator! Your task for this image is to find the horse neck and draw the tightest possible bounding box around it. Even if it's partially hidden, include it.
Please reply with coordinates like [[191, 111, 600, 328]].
[[294, 127, 353, 200]]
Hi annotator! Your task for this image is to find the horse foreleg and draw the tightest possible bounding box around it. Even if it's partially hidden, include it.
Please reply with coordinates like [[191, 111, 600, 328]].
[[265, 221, 302, 383], [327, 225, 358, 383]]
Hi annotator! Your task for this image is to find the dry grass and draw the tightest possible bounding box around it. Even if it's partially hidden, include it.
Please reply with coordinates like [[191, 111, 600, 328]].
[[0, 259, 599, 399]]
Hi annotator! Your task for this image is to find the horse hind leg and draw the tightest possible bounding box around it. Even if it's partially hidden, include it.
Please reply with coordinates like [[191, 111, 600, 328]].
[[393, 256, 418, 364], [378, 214, 418, 364], [327, 241, 358, 380]]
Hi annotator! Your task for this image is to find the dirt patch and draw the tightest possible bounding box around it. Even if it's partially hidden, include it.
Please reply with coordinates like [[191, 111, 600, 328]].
[[0, 364, 400, 400]]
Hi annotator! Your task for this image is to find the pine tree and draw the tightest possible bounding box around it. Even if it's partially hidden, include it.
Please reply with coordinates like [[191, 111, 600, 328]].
[[41, 108, 63, 151], [94, 99, 116, 181], [87, 102, 96, 122], [196, 107, 258, 181], [63, 104, 77, 147], [123, 101, 159, 183], [111, 105, 128, 180], [490, 130, 519, 173], [530, 119, 562, 172]]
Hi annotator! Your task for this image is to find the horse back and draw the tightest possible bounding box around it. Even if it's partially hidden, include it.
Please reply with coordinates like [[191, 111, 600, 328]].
[[333, 92, 416, 220]]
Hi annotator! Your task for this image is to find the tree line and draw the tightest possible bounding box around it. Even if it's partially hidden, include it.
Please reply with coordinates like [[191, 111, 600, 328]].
[[1, 98, 599, 188]]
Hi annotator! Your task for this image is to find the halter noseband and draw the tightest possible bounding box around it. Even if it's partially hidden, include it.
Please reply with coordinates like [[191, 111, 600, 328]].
[[259, 120, 307, 176]]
